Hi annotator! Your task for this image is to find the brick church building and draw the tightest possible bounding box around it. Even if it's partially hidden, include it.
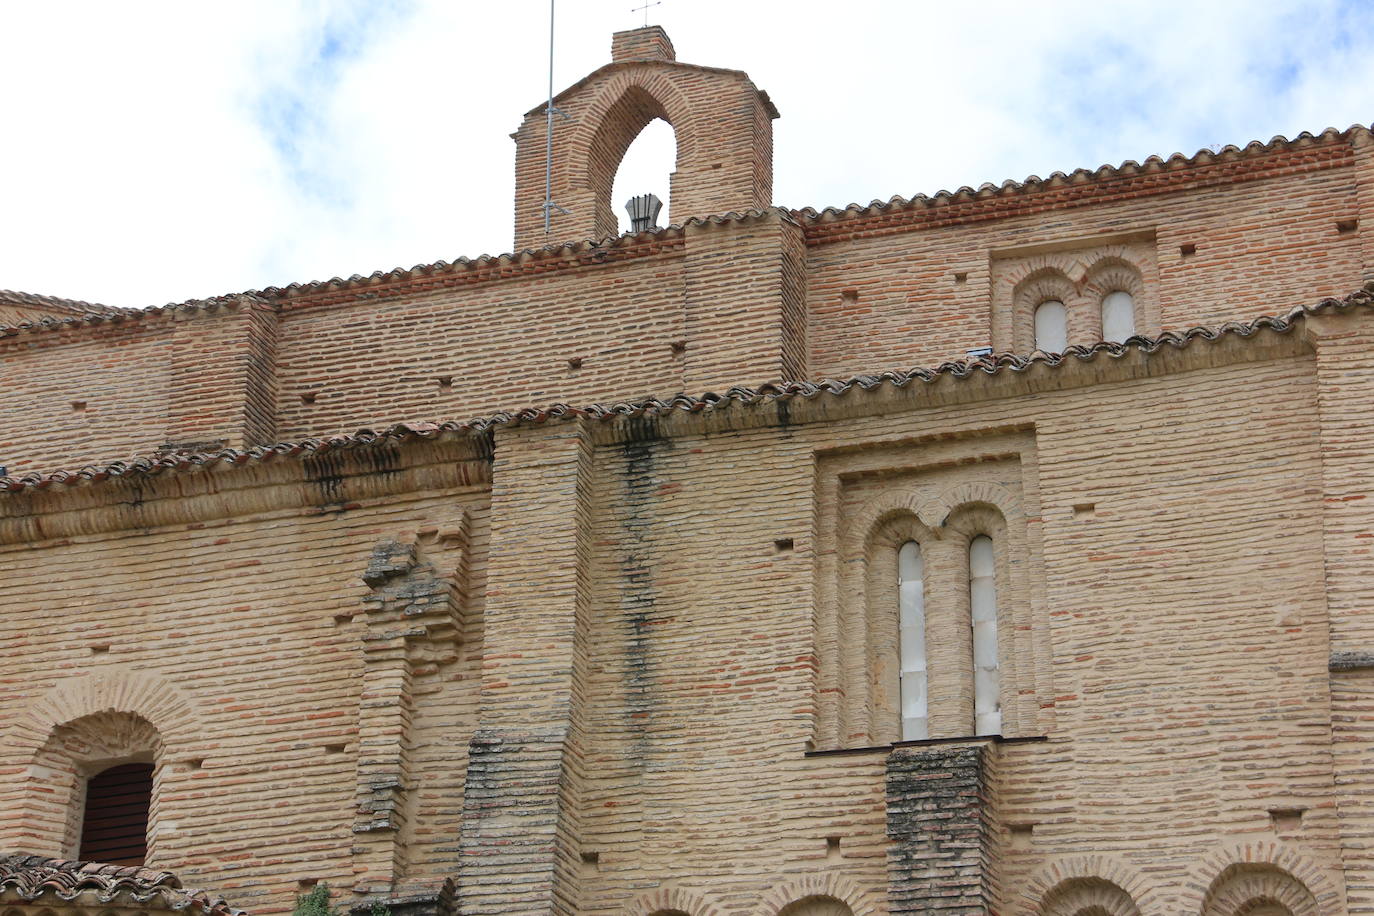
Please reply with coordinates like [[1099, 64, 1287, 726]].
[[3, 24, 1374, 916]]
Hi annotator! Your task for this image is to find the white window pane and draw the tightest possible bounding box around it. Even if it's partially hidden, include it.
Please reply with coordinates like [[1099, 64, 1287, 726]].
[[1102, 290, 1135, 342], [898, 540, 923, 580], [974, 667, 1000, 716], [975, 709, 1002, 737], [900, 621, 926, 673], [898, 539, 927, 741], [969, 535, 1001, 734], [903, 714, 929, 742], [901, 672, 927, 718], [969, 535, 995, 576], [1034, 300, 1067, 352]]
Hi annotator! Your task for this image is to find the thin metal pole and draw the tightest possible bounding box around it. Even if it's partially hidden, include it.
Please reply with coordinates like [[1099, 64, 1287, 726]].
[[543, 0, 555, 235]]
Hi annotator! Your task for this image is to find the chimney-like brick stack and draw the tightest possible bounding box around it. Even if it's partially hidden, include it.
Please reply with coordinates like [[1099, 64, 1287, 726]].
[[611, 26, 675, 62]]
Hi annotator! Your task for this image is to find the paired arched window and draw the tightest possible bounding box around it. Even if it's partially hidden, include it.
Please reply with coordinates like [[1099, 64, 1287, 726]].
[[1032, 289, 1138, 351], [1101, 290, 1136, 342], [895, 533, 1002, 739], [1033, 300, 1068, 353], [78, 762, 153, 865]]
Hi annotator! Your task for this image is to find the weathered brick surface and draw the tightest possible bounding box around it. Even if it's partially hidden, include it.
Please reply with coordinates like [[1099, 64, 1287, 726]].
[[0, 444, 488, 914], [885, 744, 990, 915], [1, 23, 1373, 916], [512, 29, 774, 250]]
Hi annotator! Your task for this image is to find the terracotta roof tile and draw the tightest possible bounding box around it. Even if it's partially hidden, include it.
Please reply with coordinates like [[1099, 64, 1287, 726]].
[[2, 281, 1370, 496], [0, 211, 783, 335], [789, 124, 1371, 222], [0, 289, 127, 319], [0, 294, 268, 338], [0, 853, 243, 916], [3, 124, 1367, 329]]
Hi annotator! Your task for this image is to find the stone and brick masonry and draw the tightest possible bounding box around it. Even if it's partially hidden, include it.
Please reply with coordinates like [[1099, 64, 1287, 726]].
[[1, 23, 1373, 916]]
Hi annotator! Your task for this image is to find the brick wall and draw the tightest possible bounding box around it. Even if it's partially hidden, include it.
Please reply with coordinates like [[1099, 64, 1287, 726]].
[[805, 139, 1367, 377], [0, 440, 489, 914], [2, 26, 1373, 916]]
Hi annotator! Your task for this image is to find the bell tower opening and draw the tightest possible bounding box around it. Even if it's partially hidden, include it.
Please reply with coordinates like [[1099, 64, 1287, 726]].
[[612, 117, 676, 233], [512, 26, 776, 250]]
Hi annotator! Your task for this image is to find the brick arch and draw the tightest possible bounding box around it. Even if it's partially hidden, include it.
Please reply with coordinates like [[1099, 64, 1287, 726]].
[[1080, 254, 1156, 341], [622, 886, 725, 916], [573, 69, 699, 240], [514, 48, 774, 248], [1011, 267, 1077, 353], [755, 874, 881, 916], [1183, 843, 1341, 916], [1, 670, 201, 859], [919, 481, 1021, 530], [1020, 854, 1158, 915], [5, 669, 200, 762], [847, 490, 948, 555]]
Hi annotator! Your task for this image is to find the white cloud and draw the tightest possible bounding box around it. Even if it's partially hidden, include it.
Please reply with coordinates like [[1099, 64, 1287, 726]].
[[0, 0, 1369, 306]]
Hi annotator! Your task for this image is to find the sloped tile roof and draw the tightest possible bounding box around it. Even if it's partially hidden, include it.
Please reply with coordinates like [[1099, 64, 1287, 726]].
[[790, 125, 1370, 222], [0, 854, 243, 916], [0, 289, 127, 319], [1, 124, 1368, 331], [2, 281, 1369, 496], [0, 211, 784, 336]]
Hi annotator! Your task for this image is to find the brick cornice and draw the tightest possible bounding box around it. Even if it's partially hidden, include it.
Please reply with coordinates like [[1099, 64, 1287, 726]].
[[0, 434, 490, 544]]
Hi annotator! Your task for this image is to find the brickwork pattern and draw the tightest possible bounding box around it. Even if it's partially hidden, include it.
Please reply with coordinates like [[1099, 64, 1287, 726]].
[[2, 23, 1374, 916], [885, 744, 991, 915], [512, 29, 775, 250]]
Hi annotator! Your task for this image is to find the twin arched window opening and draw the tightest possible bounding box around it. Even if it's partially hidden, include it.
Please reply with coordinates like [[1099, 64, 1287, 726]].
[[1033, 290, 1136, 353], [897, 534, 1002, 741]]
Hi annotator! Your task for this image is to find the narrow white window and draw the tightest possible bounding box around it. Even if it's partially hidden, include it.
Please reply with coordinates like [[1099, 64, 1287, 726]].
[[1033, 300, 1068, 353], [898, 540, 928, 741], [969, 535, 1001, 735], [1101, 290, 1136, 342]]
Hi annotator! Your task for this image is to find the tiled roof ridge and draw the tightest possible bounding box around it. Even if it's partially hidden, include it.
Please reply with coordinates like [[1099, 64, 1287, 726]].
[[0, 289, 127, 318], [4, 280, 1370, 496], [0, 210, 785, 336], [248, 208, 787, 301], [0, 853, 243, 916], [0, 293, 269, 338], [789, 123, 1373, 221]]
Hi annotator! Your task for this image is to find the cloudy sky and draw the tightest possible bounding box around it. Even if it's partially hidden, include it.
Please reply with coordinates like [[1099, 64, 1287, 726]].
[[3, 0, 1371, 307]]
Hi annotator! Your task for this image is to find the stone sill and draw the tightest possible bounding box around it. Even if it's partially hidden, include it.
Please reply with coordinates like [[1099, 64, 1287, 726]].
[[804, 733, 1048, 759]]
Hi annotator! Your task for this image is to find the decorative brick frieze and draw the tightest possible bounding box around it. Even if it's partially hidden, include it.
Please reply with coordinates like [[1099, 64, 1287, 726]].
[[885, 743, 992, 915]]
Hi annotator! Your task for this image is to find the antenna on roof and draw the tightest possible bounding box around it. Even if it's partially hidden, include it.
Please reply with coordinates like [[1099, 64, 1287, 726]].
[[540, 0, 571, 236], [632, 0, 661, 27]]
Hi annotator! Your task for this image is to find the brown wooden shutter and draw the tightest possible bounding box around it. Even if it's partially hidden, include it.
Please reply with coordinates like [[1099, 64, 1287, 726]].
[[78, 762, 152, 866]]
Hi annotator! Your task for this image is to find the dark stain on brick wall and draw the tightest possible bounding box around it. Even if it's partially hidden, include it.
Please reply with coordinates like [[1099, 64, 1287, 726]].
[[886, 743, 992, 915]]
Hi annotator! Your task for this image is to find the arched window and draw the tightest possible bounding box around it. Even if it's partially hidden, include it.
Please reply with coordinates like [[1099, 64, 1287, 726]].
[[1034, 300, 1068, 353], [78, 762, 153, 865], [969, 535, 1001, 735], [898, 540, 928, 741], [1101, 290, 1135, 342]]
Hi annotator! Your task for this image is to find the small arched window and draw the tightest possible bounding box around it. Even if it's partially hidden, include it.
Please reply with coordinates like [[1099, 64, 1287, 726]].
[[897, 540, 928, 741], [969, 535, 1001, 735], [1101, 290, 1136, 342], [79, 762, 152, 865], [1033, 300, 1068, 353]]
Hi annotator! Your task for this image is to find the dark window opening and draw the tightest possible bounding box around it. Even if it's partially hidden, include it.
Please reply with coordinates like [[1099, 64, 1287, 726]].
[[79, 762, 152, 865]]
